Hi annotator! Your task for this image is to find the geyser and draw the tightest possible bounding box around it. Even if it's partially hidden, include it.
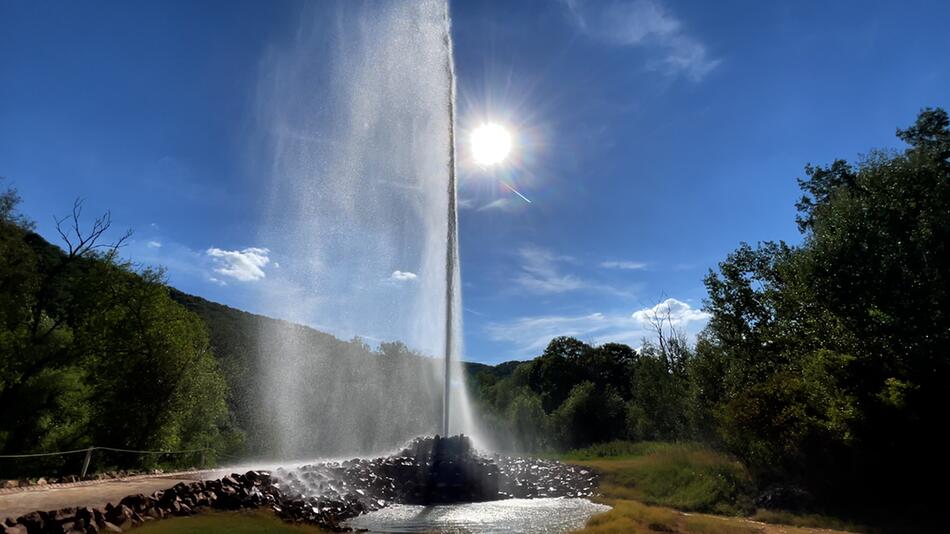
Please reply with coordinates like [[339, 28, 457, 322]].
[[255, 0, 476, 459]]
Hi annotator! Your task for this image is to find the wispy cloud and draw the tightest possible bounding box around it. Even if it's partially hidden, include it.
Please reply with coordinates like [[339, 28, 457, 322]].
[[601, 260, 648, 270], [486, 312, 635, 356], [206, 247, 271, 282], [390, 270, 418, 282], [478, 198, 516, 212], [562, 0, 720, 81], [514, 246, 631, 296], [514, 246, 587, 294], [486, 298, 709, 357], [146, 240, 162, 248]]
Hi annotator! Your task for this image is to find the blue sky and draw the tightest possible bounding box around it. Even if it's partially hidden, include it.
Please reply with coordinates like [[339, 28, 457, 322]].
[[2, 0, 948, 363]]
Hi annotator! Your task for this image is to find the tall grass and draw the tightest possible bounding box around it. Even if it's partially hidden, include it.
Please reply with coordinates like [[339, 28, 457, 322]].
[[563, 441, 755, 515], [577, 498, 761, 534]]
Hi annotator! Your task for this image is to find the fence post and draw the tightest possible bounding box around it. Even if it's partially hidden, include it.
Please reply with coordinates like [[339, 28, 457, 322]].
[[80, 447, 94, 479]]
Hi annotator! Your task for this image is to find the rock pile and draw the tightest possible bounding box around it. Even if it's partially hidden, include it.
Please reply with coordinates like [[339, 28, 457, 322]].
[[2, 435, 600, 533], [494, 455, 597, 499], [3, 470, 283, 534]]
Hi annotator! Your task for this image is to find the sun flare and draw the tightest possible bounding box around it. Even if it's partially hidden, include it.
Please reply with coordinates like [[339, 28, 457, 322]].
[[470, 123, 513, 166]]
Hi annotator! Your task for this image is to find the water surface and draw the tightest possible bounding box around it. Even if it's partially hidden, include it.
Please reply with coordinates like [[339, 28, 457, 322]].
[[347, 497, 610, 533]]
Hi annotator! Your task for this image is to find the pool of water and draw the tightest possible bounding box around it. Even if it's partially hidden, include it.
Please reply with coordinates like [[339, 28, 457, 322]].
[[346, 497, 610, 533]]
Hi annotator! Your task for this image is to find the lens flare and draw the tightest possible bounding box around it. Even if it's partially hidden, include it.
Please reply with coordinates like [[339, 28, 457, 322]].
[[470, 123, 512, 166]]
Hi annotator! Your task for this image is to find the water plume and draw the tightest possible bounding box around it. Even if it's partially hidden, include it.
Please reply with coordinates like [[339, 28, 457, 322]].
[[253, 0, 477, 460]]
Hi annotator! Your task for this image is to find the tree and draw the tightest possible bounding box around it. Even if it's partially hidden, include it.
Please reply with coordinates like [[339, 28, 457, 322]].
[[695, 108, 950, 506], [0, 190, 237, 475]]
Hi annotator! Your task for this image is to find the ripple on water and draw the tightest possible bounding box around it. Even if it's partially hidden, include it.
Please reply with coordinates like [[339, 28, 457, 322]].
[[346, 497, 610, 534]]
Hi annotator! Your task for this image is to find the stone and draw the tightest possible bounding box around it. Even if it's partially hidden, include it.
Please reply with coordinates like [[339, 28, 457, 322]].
[[118, 494, 148, 513], [106, 505, 134, 531], [100, 522, 122, 533], [15, 511, 45, 532], [1, 525, 27, 534]]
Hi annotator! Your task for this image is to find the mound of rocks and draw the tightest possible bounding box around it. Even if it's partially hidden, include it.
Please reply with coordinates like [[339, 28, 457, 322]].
[[2, 435, 600, 533]]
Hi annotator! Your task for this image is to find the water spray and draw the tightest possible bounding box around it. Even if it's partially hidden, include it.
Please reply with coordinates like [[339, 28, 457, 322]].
[[442, 1, 458, 438]]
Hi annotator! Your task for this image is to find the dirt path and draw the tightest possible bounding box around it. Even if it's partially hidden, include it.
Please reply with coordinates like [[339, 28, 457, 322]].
[[0, 471, 225, 519]]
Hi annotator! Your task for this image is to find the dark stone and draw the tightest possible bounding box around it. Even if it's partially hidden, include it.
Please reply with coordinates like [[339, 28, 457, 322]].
[[754, 484, 814, 511], [117, 495, 147, 514], [105, 505, 133, 531], [14, 511, 45, 532]]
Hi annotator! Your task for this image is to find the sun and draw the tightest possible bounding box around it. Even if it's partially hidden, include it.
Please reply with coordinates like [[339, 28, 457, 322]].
[[470, 123, 513, 166]]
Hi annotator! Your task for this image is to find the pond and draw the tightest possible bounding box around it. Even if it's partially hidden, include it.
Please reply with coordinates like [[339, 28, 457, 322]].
[[346, 497, 610, 533]]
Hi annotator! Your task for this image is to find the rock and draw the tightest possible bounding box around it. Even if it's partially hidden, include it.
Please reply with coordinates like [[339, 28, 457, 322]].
[[100, 522, 122, 533], [754, 484, 814, 511], [1, 480, 18, 490], [15, 511, 45, 532], [117, 494, 148, 514], [49, 507, 77, 525], [1, 524, 27, 534], [106, 505, 134, 531], [92, 509, 107, 529], [35, 478, 48, 486]]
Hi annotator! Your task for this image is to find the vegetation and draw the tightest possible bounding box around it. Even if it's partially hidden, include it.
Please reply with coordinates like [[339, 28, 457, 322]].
[[563, 443, 865, 533], [0, 187, 241, 477], [564, 442, 754, 515]]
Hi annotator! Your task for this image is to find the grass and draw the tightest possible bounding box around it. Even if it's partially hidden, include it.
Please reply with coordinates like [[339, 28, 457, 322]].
[[751, 509, 865, 532], [563, 441, 755, 515], [562, 441, 863, 534], [132, 510, 331, 533], [576, 497, 762, 534]]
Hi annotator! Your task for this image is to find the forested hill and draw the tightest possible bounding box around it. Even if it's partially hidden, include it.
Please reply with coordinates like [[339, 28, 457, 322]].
[[165, 287, 338, 453], [167, 287, 524, 453]]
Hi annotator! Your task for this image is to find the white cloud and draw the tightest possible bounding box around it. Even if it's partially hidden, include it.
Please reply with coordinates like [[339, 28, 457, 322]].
[[601, 260, 647, 270], [206, 247, 271, 282], [146, 240, 162, 248], [562, 0, 720, 81], [632, 298, 710, 326], [390, 270, 418, 282]]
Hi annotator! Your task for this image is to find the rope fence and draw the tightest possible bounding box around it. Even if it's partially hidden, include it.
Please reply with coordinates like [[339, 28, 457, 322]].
[[0, 446, 214, 478]]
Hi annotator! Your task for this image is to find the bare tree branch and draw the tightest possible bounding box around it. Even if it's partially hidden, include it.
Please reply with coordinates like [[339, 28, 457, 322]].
[[53, 198, 133, 259]]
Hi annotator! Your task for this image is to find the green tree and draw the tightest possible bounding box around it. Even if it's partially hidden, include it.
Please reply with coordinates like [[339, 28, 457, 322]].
[[695, 108, 950, 506]]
